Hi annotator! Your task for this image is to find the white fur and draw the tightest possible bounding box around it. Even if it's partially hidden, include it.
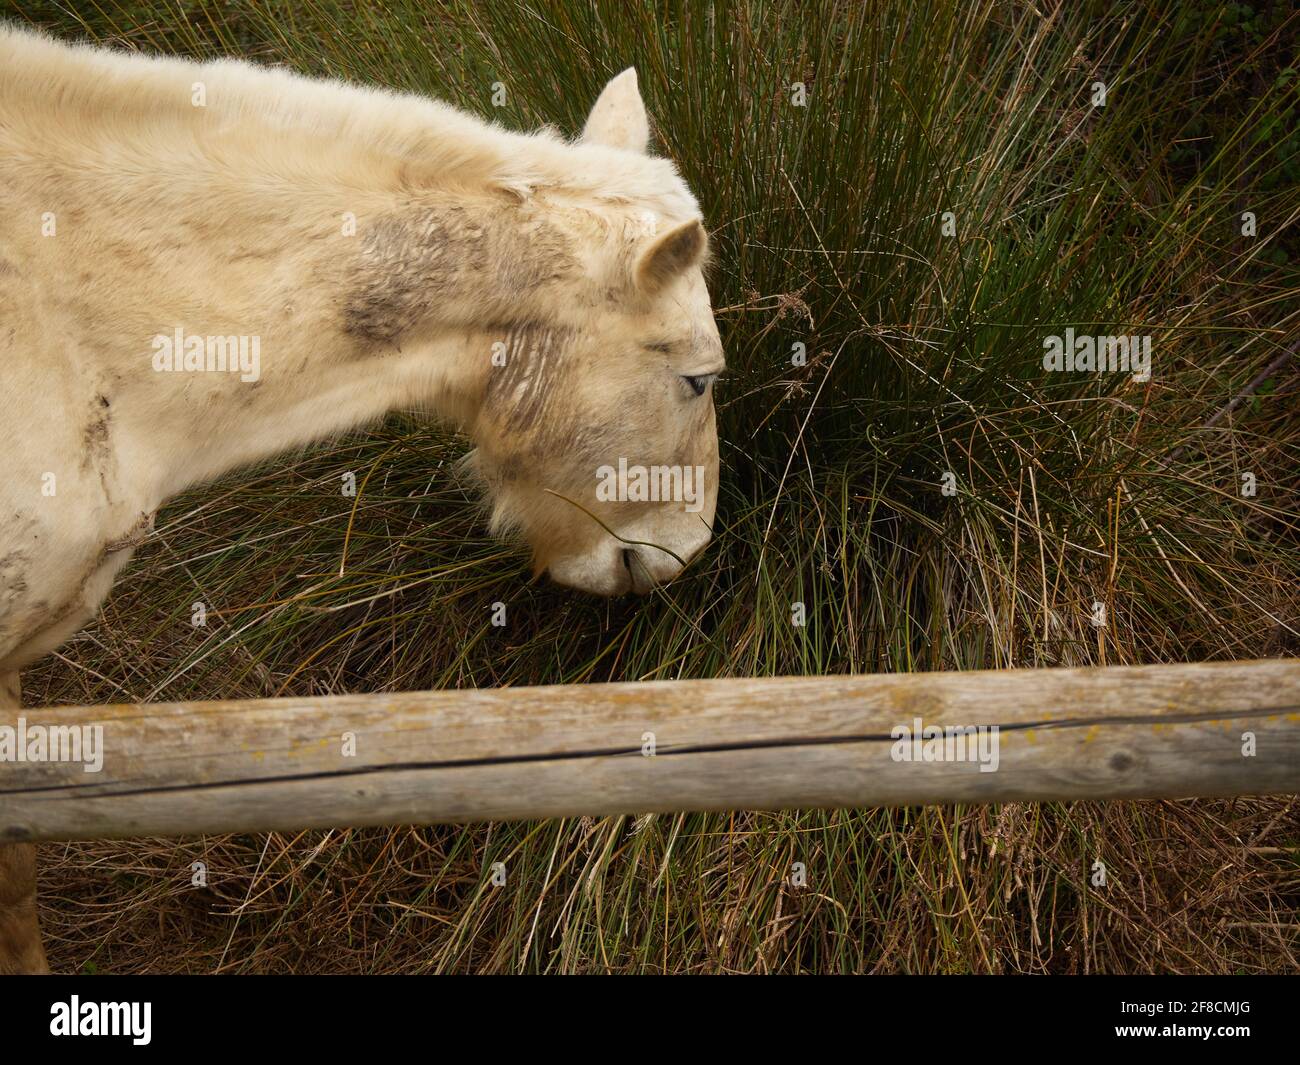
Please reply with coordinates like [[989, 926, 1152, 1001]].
[[0, 26, 722, 670]]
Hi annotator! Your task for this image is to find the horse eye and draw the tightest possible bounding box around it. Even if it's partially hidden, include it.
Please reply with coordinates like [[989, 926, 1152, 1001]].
[[682, 374, 712, 396]]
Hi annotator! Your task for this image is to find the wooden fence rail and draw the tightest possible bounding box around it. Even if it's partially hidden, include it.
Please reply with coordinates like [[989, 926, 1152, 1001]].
[[2, 660, 1298, 842]]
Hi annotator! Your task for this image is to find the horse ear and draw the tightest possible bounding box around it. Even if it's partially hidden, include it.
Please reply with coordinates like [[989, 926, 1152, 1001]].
[[635, 219, 707, 294], [581, 68, 650, 154]]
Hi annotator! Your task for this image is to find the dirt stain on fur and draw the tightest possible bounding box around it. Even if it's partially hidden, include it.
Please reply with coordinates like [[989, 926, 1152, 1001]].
[[79, 396, 113, 487]]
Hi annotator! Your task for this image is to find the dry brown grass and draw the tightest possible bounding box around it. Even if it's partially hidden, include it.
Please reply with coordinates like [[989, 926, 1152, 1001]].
[[31, 800, 1299, 974]]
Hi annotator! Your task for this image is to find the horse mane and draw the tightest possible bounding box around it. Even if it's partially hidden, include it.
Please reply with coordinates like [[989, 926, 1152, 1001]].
[[0, 23, 700, 219]]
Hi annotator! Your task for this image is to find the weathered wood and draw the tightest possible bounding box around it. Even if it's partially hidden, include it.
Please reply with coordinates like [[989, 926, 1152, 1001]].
[[2, 660, 1297, 841]]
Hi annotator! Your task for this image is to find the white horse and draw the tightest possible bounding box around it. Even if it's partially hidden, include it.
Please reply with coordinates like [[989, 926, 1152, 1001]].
[[0, 26, 723, 972]]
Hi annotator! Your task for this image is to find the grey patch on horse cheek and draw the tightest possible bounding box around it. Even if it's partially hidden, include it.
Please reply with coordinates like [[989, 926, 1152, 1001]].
[[340, 207, 578, 346], [341, 207, 485, 343]]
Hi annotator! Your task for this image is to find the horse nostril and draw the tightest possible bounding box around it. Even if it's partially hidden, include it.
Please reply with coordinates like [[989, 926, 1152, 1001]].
[[621, 548, 635, 572]]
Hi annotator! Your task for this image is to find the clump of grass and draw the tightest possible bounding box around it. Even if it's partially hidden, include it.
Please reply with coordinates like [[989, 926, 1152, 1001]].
[[14, 0, 1300, 972]]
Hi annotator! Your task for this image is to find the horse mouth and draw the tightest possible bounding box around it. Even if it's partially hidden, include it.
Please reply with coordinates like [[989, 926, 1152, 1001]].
[[622, 547, 651, 595], [540, 547, 647, 597]]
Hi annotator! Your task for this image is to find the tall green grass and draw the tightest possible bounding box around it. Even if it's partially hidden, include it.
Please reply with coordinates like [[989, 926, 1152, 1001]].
[[13, 0, 1299, 972]]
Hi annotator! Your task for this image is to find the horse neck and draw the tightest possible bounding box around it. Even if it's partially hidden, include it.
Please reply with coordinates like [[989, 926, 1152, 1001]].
[[101, 178, 565, 504], [2, 29, 589, 506]]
